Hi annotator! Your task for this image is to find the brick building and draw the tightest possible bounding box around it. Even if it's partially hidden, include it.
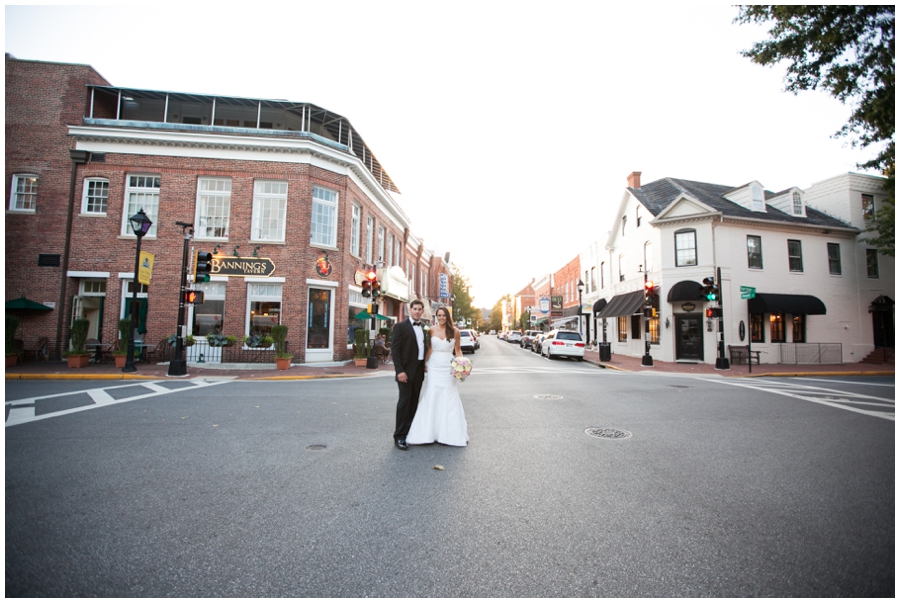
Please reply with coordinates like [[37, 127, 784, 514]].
[[6, 56, 452, 364]]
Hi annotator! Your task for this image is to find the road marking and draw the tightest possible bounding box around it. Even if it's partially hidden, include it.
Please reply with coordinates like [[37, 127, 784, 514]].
[[793, 377, 896, 388], [5, 379, 233, 427], [706, 378, 895, 421]]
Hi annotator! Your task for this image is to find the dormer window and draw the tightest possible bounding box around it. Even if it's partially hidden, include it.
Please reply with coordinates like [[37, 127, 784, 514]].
[[792, 192, 803, 215], [751, 185, 764, 211]]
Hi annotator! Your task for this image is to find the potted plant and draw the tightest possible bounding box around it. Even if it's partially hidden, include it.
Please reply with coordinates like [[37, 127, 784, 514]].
[[166, 334, 196, 347], [65, 317, 92, 368], [354, 328, 370, 367], [6, 314, 19, 367], [271, 324, 292, 370], [244, 334, 274, 348], [207, 333, 237, 347], [113, 318, 130, 368]]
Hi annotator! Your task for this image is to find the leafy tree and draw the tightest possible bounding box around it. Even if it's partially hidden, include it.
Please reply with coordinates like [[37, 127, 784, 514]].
[[489, 300, 503, 332], [735, 5, 895, 255], [451, 264, 480, 328]]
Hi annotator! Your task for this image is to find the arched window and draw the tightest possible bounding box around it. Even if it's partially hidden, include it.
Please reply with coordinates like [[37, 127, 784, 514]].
[[751, 185, 764, 211], [792, 191, 803, 215], [643, 241, 653, 272]]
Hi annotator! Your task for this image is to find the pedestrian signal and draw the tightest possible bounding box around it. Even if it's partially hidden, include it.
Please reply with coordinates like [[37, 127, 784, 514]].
[[195, 251, 214, 282], [183, 290, 205, 304]]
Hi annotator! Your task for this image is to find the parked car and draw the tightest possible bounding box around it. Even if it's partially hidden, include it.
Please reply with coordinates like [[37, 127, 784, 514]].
[[531, 333, 546, 353], [507, 332, 522, 344], [541, 329, 585, 360], [521, 330, 541, 348], [489, 330, 496, 335], [459, 329, 478, 353]]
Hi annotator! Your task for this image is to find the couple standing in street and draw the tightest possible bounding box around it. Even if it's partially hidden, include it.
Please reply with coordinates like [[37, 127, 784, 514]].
[[391, 300, 468, 450]]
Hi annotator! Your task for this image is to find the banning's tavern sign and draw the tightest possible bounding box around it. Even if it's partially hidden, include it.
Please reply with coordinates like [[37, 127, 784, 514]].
[[208, 256, 276, 278]]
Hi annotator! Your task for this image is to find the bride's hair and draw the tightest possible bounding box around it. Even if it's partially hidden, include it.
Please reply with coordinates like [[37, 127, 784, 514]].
[[436, 306, 457, 340]]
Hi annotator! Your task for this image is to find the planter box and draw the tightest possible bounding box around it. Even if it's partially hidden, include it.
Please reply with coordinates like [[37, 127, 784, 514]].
[[6, 354, 18, 368], [114, 355, 127, 368], [354, 358, 367, 367], [66, 354, 91, 368], [276, 357, 292, 370]]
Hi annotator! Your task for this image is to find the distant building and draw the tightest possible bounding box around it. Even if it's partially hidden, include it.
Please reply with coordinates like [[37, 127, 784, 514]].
[[581, 171, 893, 365]]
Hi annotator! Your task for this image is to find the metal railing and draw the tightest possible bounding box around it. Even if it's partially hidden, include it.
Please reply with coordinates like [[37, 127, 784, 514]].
[[777, 343, 842, 364]]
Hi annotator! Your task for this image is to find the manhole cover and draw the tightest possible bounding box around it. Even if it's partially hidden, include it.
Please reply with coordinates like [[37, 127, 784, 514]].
[[534, 394, 564, 400], [585, 428, 633, 440], [306, 445, 327, 451]]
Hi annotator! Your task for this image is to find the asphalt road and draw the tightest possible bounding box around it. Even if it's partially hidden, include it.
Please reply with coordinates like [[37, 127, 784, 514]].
[[6, 337, 895, 596]]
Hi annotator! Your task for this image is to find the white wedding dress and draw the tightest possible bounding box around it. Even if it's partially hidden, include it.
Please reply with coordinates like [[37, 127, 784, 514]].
[[406, 336, 469, 447]]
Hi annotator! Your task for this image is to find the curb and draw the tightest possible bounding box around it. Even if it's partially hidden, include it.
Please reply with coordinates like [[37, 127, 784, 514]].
[[5, 372, 378, 381]]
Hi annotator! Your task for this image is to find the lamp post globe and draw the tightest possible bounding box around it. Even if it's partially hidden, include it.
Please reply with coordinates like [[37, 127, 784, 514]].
[[123, 209, 152, 372]]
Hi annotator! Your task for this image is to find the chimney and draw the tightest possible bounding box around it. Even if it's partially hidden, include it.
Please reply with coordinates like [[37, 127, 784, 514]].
[[627, 171, 642, 189]]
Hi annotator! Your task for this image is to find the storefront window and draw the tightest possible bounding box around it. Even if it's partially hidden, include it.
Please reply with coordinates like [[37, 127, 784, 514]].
[[792, 315, 805, 343], [648, 317, 660, 344], [770, 313, 785, 343], [308, 288, 332, 349], [191, 282, 226, 336], [618, 316, 627, 342], [247, 283, 282, 338], [750, 313, 764, 343]]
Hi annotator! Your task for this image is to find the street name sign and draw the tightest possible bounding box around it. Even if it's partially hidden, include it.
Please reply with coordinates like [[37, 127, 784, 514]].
[[740, 286, 756, 300]]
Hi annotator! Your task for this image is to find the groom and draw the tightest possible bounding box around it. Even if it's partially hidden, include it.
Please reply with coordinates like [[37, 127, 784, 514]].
[[391, 299, 427, 450]]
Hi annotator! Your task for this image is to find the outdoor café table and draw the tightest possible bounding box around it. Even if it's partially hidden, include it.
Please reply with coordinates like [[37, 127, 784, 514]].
[[85, 342, 112, 364]]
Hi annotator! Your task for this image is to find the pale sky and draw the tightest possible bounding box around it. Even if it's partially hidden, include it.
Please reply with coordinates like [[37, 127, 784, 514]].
[[5, 3, 872, 307]]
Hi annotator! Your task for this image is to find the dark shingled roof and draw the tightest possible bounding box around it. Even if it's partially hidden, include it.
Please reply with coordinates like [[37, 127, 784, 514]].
[[628, 177, 853, 230]]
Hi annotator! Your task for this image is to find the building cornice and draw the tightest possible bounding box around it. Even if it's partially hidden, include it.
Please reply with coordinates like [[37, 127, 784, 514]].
[[68, 123, 411, 230]]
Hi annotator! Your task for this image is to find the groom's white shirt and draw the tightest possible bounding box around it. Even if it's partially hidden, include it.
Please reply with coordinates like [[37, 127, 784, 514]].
[[410, 317, 425, 360]]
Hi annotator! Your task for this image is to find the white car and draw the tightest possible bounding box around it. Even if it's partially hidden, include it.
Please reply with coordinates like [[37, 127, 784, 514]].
[[459, 329, 478, 353], [541, 329, 585, 360]]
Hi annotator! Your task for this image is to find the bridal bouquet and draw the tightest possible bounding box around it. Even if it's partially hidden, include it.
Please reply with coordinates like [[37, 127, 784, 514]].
[[450, 356, 473, 382]]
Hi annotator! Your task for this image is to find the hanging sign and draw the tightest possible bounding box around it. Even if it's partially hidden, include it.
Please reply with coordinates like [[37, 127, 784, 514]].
[[439, 273, 450, 298], [138, 251, 155, 285], [315, 253, 333, 277], [540, 296, 550, 313]]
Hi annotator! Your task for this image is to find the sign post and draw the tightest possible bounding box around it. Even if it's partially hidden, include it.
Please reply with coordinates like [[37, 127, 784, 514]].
[[740, 286, 756, 373]]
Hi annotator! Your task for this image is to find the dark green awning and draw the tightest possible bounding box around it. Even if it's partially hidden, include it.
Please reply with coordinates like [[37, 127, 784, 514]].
[[748, 293, 826, 315]]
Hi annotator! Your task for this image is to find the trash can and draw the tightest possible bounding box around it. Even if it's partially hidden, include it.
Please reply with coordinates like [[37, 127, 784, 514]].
[[598, 342, 611, 362]]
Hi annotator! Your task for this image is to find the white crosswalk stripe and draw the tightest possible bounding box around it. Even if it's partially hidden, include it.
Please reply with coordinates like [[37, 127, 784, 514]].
[[706, 378, 895, 421], [474, 366, 609, 376], [5, 379, 233, 427]]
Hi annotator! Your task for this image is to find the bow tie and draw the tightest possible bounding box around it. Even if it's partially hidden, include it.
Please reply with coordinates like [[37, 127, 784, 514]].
[[412, 322, 422, 327]]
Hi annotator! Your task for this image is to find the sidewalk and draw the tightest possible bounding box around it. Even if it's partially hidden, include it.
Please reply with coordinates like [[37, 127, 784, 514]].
[[4, 352, 893, 381], [581, 348, 894, 378]]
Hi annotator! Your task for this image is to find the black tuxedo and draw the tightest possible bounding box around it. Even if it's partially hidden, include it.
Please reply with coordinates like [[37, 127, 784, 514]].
[[392, 318, 426, 441]]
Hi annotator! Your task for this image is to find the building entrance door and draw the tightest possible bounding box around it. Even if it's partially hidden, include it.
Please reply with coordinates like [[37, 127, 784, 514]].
[[675, 313, 703, 361]]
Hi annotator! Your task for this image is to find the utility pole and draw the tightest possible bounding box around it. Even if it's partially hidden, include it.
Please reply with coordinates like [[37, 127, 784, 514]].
[[168, 222, 193, 376]]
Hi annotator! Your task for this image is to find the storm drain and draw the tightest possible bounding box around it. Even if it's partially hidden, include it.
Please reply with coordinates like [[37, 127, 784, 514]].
[[306, 445, 327, 451], [585, 428, 633, 440], [534, 394, 564, 400]]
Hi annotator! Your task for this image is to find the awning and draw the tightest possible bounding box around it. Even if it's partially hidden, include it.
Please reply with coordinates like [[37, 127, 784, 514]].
[[355, 310, 391, 321], [592, 299, 607, 316], [667, 280, 705, 302], [596, 290, 645, 319], [552, 316, 578, 327], [748, 293, 826, 315], [5, 296, 53, 311]]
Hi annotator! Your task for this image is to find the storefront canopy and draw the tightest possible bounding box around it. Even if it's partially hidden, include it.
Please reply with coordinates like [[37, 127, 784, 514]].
[[667, 280, 705, 302], [552, 316, 578, 328], [596, 290, 645, 319], [5, 296, 53, 311], [592, 298, 607, 317], [748, 293, 826, 315]]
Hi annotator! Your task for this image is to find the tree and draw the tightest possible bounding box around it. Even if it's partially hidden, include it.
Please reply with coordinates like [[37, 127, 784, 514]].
[[451, 264, 480, 329], [489, 299, 504, 332], [735, 5, 895, 255]]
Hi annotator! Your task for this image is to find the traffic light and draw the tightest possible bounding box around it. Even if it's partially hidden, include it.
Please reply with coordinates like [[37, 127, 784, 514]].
[[701, 276, 718, 302], [195, 251, 214, 282], [370, 271, 381, 298], [361, 280, 372, 297], [367, 303, 373, 315], [644, 280, 655, 296], [183, 290, 205, 304], [705, 307, 722, 318]]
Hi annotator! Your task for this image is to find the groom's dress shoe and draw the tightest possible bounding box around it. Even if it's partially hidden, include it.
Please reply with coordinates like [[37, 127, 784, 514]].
[[395, 439, 408, 450]]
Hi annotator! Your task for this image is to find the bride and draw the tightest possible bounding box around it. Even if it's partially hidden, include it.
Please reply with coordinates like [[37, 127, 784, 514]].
[[405, 306, 469, 447]]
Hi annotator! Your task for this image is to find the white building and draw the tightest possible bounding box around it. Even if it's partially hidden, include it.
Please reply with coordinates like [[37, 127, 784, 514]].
[[584, 171, 893, 365]]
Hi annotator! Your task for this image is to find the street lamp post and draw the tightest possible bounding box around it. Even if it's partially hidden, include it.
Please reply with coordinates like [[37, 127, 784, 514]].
[[577, 279, 586, 343], [122, 208, 153, 373]]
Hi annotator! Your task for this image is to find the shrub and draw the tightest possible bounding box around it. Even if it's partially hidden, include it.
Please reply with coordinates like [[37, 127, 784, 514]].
[[354, 328, 370, 359]]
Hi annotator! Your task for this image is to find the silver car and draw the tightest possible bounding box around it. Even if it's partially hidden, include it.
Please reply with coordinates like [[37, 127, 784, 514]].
[[459, 329, 478, 353]]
